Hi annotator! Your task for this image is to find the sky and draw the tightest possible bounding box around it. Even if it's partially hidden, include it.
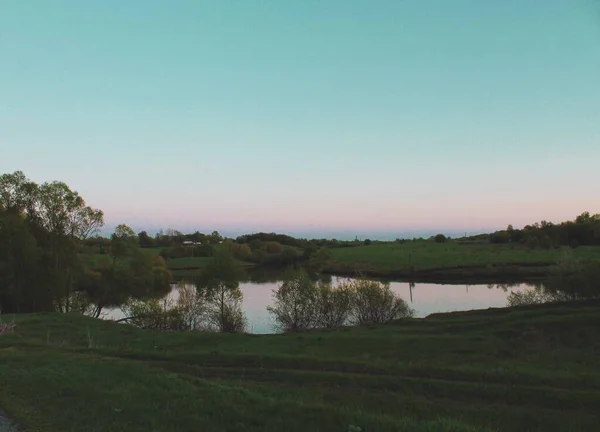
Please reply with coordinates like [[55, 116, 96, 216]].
[[1, 1, 599, 238]]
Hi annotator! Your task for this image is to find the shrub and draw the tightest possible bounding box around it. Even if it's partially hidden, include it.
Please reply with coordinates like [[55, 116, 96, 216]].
[[316, 281, 352, 328], [265, 241, 284, 254], [231, 243, 252, 261], [195, 251, 247, 333], [251, 249, 268, 263], [525, 236, 539, 249], [248, 239, 263, 251], [348, 279, 414, 325], [507, 286, 555, 306], [490, 231, 510, 244], [176, 282, 207, 331], [267, 270, 318, 332], [434, 234, 447, 243], [122, 297, 187, 331]]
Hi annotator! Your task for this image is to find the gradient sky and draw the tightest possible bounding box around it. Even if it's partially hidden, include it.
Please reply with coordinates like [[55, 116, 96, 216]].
[[1, 1, 599, 237]]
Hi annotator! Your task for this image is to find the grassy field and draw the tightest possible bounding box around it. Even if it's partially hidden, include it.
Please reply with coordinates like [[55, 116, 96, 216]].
[[1, 301, 599, 431], [81, 245, 248, 280], [82, 242, 600, 283], [328, 242, 600, 282]]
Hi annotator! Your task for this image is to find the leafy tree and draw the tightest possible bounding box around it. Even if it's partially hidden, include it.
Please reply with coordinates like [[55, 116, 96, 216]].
[[195, 251, 246, 332], [209, 230, 223, 244], [248, 239, 263, 251], [306, 247, 332, 272], [267, 269, 319, 332], [315, 281, 352, 328], [1, 171, 175, 317], [137, 230, 155, 248], [434, 234, 447, 243], [110, 224, 138, 263], [0, 211, 46, 312], [348, 279, 414, 325], [231, 243, 252, 261], [251, 249, 268, 263], [265, 241, 284, 254]]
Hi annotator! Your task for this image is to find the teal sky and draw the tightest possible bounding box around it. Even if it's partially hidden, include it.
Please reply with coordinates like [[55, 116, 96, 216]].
[[1, 1, 599, 236]]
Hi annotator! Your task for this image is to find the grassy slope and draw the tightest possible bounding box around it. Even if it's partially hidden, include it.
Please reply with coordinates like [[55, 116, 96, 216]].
[[1, 302, 599, 431], [328, 242, 600, 281]]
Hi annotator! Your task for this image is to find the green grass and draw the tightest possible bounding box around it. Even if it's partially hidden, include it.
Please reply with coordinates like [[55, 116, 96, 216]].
[[328, 242, 600, 281], [1, 301, 599, 431], [81, 245, 252, 277]]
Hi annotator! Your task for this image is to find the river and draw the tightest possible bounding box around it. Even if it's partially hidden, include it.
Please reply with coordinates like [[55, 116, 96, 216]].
[[103, 278, 529, 334]]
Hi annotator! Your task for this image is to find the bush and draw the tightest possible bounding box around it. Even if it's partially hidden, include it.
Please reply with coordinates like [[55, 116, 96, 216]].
[[268, 273, 414, 332], [122, 297, 187, 331], [348, 279, 414, 325], [525, 237, 539, 249], [231, 243, 252, 261], [507, 286, 555, 306], [434, 234, 447, 244], [267, 270, 318, 332], [251, 249, 268, 264], [248, 239, 263, 251], [265, 241, 284, 254], [316, 281, 352, 328], [195, 251, 247, 333], [490, 231, 510, 244]]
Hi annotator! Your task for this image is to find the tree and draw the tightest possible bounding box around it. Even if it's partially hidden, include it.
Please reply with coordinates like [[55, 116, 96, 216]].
[[231, 243, 252, 261], [0, 171, 39, 214], [265, 241, 284, 254], [434, 234, 447, 243], [0, 171, 180, 317], [0, 211, 47, 312], [30, 178, 104, 312], [209, 230, 223, 244], [306, 247, 332, 272], [138, 230, 155, 248], [110, 224, 138, 263], [195, 251, 246, 332], [248, 239, 263, 251], [267, 269, 319, 332], [348, 279, 414, 325], [315, 281, 352, 328]]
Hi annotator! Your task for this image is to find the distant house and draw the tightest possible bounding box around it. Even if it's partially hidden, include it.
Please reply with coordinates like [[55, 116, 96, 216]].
[[182, 240, 203, 246]]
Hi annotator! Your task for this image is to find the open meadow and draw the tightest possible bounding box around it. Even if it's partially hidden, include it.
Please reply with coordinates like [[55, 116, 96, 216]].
[[1, 301, 599, 431], [327, 242, 600, 282]]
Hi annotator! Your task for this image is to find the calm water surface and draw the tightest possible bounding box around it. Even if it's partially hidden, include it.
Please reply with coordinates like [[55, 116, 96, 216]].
[[104, 278, 529, 334]]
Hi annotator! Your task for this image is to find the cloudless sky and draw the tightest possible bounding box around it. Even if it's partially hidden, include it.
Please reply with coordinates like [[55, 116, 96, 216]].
[[1, 1, 599, 237]]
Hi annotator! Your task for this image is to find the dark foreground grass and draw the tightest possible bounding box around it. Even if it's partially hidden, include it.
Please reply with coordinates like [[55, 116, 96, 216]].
[[1, 301, 599, 431], [328, 242, 600, 282]]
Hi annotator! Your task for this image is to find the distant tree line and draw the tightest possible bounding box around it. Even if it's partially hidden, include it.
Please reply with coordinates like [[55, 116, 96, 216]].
[[489, 212, 600, 248]]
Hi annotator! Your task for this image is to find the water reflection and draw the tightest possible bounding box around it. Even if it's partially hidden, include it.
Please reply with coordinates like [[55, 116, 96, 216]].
[[104, 279, 532, 334]]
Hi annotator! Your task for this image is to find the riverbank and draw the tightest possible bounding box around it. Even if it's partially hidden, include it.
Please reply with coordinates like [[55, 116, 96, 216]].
[[1, 301, 599, 431]]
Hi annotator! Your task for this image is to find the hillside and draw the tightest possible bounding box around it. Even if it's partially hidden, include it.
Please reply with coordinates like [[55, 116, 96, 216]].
[[1, 301, 599, 431]]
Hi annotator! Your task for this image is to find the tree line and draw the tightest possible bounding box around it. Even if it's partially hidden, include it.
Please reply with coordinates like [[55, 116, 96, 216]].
[[489, 212, 600, 248], [0, 171, 171, 315]]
